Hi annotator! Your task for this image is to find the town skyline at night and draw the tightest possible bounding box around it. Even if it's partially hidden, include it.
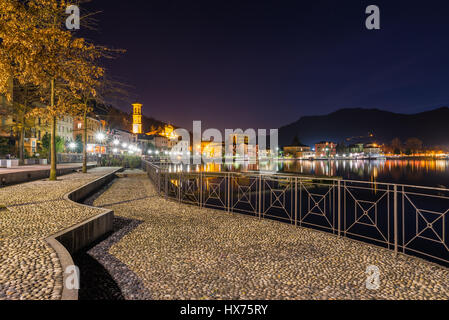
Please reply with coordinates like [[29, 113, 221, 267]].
[[2, 0, 449, 307]]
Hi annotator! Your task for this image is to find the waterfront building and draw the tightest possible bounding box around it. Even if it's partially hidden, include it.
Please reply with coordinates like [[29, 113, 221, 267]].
[[226, 133, 258, 158], [111, 129, 135, 146], [363, 143, 383, 158], [24, 137, 38, 155], [73, 116, 102, 145], [283, 145, 311, 158], [57, 115, 74, 143], [315, 141, 337, 158], [146, 134, 169, 150], [203, 141, 224, 159]]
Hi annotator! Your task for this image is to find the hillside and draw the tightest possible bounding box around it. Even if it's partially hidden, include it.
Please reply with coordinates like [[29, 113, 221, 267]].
[[279, 107, 449, 148]]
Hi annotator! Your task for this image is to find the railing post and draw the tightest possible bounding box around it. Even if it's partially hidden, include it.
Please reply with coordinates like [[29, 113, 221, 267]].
[[178, 171, 181, 203], [294, 177, 298, 226], [165, 172, 168, 200], [337, 180, 341, 237], [158, 169, 161, 194], [199, 171, 203, 209], [227, 173, 231, 213], [394, 184, 398, 256], [258, 175, 262, 219]]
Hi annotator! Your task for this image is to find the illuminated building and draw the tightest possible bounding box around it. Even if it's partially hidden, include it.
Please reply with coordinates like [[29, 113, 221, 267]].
[[24, 138, 38, 155], [57, 115, 74, 143], [315, 141, 337, 158], [226, 133, 258, 158], [132, 103, 143, 134], [363, 143, 383, 158], [146, 134, 169, 150], [202, 141, 224, 159], [73, 117, 102, 144], [111, 129, 135, 146], [283, 145, 311, 158]]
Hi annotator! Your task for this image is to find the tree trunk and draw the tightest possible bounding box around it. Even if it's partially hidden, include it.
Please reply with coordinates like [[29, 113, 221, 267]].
[[18, 122, 24, 165], [49, 79, 57, 180], [19, 86, 28, 165], [82, 107, 87, 173]]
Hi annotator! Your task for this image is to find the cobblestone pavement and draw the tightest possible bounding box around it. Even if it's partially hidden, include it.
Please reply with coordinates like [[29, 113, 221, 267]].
[[0, 167, 119, 300], [93, 170, 449, 300]]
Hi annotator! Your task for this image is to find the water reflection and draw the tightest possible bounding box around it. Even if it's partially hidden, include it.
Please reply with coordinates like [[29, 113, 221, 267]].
[[162, 159, 449, 187]]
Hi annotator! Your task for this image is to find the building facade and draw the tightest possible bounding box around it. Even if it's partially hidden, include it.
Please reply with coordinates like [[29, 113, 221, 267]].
[[111, 129, 135, 146], [226, 133, 258, 158], [315, 141, 337, 158], [363, 143, 383, 158], [283, 145, 311, 158], [73, 116, 102, 144], [57, 115, 74, 143]]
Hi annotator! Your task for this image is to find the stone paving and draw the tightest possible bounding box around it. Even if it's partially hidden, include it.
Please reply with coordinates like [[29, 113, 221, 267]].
[[0, 162, 97, 174], [0, 167, 119, 300], [92, 170, 449, 300]]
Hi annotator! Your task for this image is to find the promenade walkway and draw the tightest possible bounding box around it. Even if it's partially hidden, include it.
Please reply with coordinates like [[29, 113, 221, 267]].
[[0, 162, 98, 187], [90, 170, 449, 300], [0, 167, 119, 300], [0, 162, 96, 174]]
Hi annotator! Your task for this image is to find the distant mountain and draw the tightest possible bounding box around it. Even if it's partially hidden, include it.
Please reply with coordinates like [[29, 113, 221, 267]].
[[279, 107, 449, 148]]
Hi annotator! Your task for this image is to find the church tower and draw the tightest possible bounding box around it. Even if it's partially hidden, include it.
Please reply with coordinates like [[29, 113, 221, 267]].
[[132, 103, 142, 134]]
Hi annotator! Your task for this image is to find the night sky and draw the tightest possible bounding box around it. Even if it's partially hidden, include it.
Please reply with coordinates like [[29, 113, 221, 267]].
[[83, 0, 449, 132]]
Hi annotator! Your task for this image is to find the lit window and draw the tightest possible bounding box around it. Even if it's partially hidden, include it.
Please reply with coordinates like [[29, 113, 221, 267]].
[[77, 123, 82, 129]]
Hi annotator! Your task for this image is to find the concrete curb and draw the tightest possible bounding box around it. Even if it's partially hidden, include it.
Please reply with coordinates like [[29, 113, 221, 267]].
[[0, 163, 97, 187], [44, 167, 122, 301]]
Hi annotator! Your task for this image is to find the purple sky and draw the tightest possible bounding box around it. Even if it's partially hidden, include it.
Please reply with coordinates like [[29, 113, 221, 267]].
[[83, 0, 449, 132]]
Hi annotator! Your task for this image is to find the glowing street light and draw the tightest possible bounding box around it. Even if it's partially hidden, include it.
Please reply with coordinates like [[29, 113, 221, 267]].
[[69, 142, 77, 151], [113, 139, 120, 146], [122, 143, 128, 148], [113, 148, 118, 154], [96, 132, 105, 142]]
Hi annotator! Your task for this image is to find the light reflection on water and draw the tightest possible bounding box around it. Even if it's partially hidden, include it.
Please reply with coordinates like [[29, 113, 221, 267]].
[[164, 159, 449, 187]]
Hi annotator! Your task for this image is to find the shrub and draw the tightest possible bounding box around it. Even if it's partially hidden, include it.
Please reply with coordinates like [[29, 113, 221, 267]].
[[99, 155, 142, 169]]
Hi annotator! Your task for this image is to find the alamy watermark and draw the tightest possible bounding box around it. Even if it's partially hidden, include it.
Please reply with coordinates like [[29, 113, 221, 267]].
[[165, 121, 278, 166], [65, 265, 80, 290], [65, 5, 80, 30], [65, 4, 380, 31], [365, 5, 381, 30], [365, 265, 380, 290]]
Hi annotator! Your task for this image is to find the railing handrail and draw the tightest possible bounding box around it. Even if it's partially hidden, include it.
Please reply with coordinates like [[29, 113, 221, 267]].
[[142, 159, 449, 192]]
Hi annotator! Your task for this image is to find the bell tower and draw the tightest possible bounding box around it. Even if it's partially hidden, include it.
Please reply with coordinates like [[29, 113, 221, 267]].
[[132, 103, 142, 134]]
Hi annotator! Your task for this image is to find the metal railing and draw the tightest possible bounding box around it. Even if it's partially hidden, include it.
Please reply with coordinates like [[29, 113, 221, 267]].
[[142, 160, 449, 266]]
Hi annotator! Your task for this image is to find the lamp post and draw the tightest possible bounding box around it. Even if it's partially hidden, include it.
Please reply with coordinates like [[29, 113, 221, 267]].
[[68, 142, 77, 153], [95, 132, 106, 164]]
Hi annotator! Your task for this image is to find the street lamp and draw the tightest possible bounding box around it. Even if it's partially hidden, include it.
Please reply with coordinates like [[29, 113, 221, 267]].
[[96, 132, 105, 142], [69, 142, 77, 152], [113, 139, 120, 146]]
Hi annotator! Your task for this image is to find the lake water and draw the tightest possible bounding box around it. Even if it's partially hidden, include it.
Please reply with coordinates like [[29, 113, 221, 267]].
[[171, 159, 449, 188]]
